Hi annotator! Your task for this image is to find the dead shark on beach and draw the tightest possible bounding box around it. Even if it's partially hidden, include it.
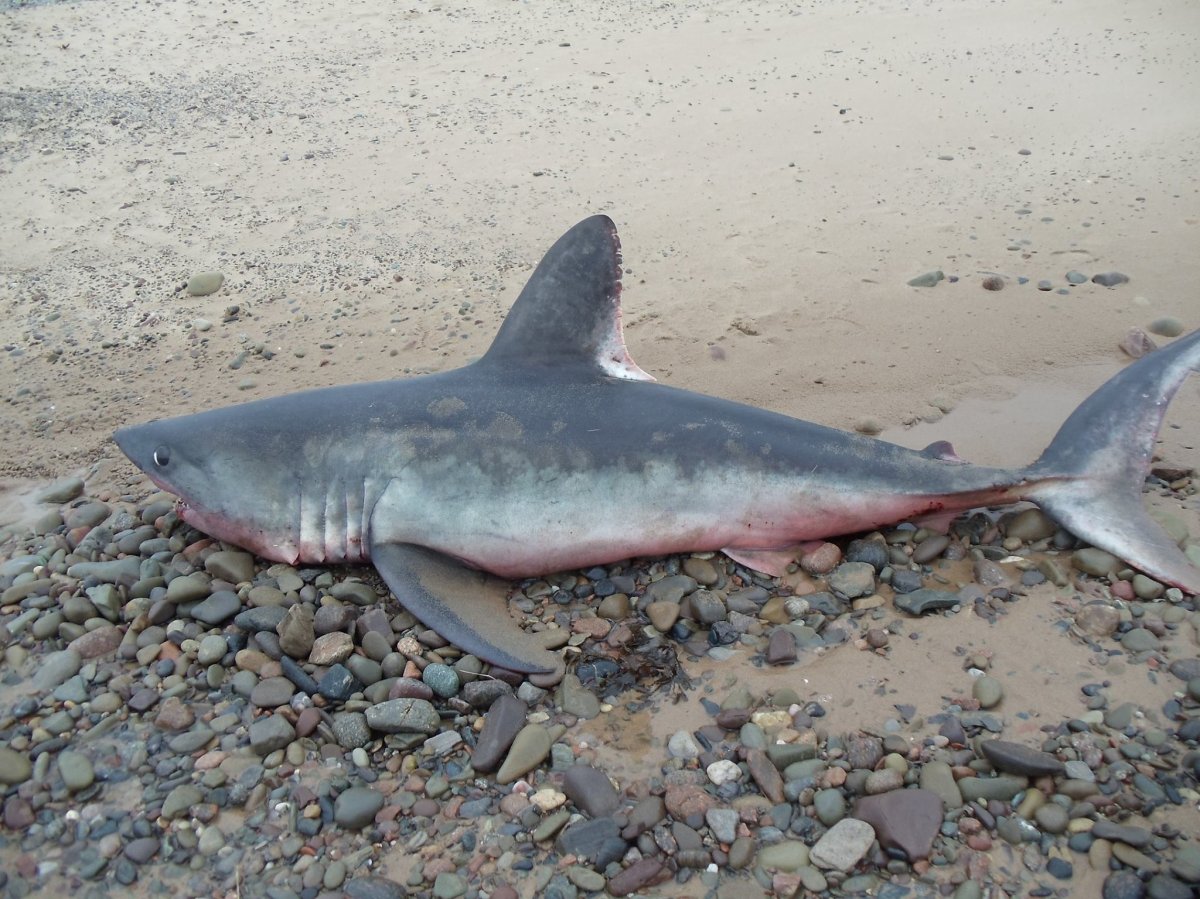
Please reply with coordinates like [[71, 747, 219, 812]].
[[115, 215, 1200, 678]]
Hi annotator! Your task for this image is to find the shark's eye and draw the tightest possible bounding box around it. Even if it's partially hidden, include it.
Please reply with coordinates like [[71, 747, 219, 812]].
[[152, 446, 171, 467]]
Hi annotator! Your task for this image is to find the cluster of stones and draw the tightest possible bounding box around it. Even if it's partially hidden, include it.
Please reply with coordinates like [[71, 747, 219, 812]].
[[0, 471, 1197, 897]]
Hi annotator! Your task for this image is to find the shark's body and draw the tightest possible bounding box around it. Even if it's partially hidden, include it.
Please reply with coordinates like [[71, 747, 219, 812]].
[[115, 216, 1200, 677]]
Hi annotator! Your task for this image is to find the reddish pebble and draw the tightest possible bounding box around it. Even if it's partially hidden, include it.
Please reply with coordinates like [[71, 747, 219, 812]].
[[294, 707, 322, 738], [800, 542, 842, 575], [411, 798, 439, 817], [1110, 580, 1135, 600]]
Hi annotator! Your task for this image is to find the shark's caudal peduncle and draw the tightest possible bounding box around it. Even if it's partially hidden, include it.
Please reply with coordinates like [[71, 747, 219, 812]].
[[115, 215, 1200, 677]]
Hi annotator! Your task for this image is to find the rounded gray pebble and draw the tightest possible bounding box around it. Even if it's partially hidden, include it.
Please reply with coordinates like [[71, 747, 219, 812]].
[[422, 663, 461, 698], [334, 786, 384, 829]]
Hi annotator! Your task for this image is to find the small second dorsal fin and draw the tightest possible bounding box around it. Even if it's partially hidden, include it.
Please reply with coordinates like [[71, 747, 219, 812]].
[[480, 215, 654, 381]]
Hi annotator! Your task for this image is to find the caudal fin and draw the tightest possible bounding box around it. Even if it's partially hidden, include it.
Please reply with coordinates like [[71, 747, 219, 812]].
[[1027, 328, 1200, 594]]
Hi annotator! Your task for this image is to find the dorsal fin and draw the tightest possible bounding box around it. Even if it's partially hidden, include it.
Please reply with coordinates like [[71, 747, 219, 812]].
[[480, 215, 654, 381]]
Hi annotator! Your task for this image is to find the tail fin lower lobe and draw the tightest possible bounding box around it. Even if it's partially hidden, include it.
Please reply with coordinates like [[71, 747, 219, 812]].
[[1027, 329, 1200, 593]]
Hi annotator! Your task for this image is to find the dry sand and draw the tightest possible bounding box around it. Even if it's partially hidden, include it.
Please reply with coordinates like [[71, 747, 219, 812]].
[[2, 0, 1200, 895]]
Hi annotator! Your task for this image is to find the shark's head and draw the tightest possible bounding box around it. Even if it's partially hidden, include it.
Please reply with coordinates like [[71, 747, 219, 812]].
[[114, 410, 302, 564]]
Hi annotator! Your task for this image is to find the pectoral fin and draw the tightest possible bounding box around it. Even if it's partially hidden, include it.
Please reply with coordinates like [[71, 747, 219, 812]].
[[370, 541, 564, 679]]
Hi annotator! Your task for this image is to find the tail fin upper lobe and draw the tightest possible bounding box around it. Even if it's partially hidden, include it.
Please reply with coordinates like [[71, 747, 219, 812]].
[[1027, 328, 1200, 594]]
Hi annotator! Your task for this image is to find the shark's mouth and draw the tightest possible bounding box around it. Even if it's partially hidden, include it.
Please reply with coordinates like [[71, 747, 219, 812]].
[[174, 497, 300, 566]]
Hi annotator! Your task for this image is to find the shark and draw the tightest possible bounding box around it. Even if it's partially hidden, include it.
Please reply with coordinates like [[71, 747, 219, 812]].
[[114, 215, 1200, 678]]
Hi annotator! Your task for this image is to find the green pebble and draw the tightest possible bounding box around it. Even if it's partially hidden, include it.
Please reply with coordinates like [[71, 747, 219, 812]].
[[1148, 316, 1184, 338], [972, 675, 1004, 709], [186, 272, 225, 296]]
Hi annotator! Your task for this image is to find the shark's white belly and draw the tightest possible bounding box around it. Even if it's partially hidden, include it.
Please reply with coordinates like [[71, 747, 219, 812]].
[[370, 457, 948, 579]]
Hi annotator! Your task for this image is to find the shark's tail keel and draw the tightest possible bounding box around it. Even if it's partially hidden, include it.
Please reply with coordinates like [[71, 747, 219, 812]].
[[1026, 328, 1200, 594]]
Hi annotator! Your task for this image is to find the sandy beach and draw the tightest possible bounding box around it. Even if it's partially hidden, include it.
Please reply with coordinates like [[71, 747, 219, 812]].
[[1, 0, 1199, 896]]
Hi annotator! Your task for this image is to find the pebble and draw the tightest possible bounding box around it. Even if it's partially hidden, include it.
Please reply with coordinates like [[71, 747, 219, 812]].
[[190, 591, 242, 625], [980, 740, 1063, 776], [277, 604, 316, 657], [1103, 870, 1147, 899], [1073, 547, 1119, 577], [766, 628, 797, 664], [496, 724, 560, 785], [810, 818, 875, 871], [1148, 316, 1184, 338], [853, 788, 943, 860], [334, 787, 384, 829], [56, 750, 94, 792], [364, 698, 440, 734], [1120, 627, 1159, 653], [1076, 601, 1122, 636], [557, 674, 600, 718], [645, 600, 680, 632], [706, 807, 739, 844], [0, 747, 33, 786], [161, 784, 203, 819], [473, 694, 528, 773], [911, 534, 950, 564], [667, 730, 701, 759], [204, 550, 256, 583], [814, 788, 846, 826], [907, 270, 944, 288], [556, 816, 627, 867], [894, 588, 959, 615], [958, 774, 1028, 802], [828, 561, 876, 598], [607, 858, 667, 896], [1093, 271, 1130, 287], [1121, 328, 1158, 358], [422, 663, 461, 698], [972, 675, 1004, 709], [33, 649, 82, 690], [759, 841, 811, 871], [186, 271, 225, 296], [249, 714, 295, 755], [166, 573, 210, 604], [562, 765, 620, 817]]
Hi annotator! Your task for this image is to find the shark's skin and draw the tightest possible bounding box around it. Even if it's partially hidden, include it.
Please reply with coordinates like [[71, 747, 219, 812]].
[[115, 215, 1200, 677]]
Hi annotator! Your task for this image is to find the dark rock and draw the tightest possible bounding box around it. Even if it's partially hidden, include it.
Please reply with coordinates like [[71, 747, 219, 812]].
[[279, 655, 320, 694], [556, 816, 627, 869], [894, 588, 959, 615], [766, 628, 797, 665], [607, 859, 668, 897], [1145, 875, 1193, 899], [123, 836, 160, 864], [1092, 820, 1152, 847], [1093, 271, 1130, 287], [472, 694, 527, 773], [853, 788, 943, 860], [1103, 870, 1146, 899], [844, 538, 889, 571], [745, 748, 785, 804], [234, 606, 287, 632], [461, 679, 513, 709], [334, 786, 384, 830], [317, 664, 363, 701], [190, 590, 242, 625], [1047, 857, 1074, 880], [980, 740, 1065, 777], [845, 735, 884, 770], [562, 765, 621, 818]]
